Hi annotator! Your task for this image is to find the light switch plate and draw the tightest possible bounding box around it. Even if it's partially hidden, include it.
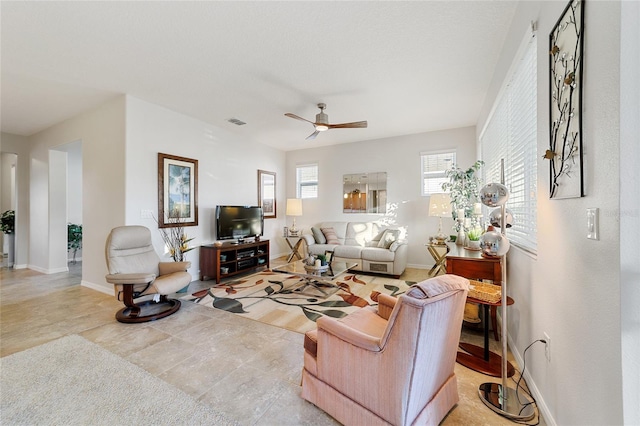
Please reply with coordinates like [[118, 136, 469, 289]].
[[587, 208, 599, 240]]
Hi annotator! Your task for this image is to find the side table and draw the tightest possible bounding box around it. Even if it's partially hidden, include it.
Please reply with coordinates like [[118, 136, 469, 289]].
[[456, 295, 515, 378], [426, 243, 450, 276], [285, 236, 305, 263]]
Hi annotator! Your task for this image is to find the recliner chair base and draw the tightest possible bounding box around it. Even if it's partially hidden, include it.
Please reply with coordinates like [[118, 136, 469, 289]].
[[115, 298, 181, 323]]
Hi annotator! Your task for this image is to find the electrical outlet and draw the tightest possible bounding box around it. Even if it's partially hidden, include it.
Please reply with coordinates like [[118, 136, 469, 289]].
[[544, 332, 551, 362]]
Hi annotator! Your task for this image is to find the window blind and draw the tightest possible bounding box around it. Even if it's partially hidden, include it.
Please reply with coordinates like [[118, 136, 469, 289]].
[[480, 32, 537, 252], [296, 164, 318, 199], [421, 151, 456, 196]]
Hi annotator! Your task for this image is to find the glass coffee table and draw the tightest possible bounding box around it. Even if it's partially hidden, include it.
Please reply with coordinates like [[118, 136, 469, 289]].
[[273, 260, 358, 297]]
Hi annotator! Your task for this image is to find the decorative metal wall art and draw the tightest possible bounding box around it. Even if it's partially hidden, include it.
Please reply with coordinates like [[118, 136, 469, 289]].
[[547, 0, 585, 199]]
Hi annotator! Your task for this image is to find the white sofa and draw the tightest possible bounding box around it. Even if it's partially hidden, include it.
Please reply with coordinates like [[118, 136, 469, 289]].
[[302, 222, 408, 277]]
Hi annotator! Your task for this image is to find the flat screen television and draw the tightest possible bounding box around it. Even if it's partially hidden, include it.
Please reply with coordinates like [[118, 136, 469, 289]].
[[216, 205, 264, 242]]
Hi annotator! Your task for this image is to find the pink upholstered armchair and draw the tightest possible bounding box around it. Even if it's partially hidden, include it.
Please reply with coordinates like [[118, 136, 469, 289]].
[[301, 274, 469, 425]]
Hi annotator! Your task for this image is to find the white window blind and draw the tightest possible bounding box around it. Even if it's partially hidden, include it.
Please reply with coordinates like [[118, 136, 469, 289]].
[[296, 164, 318, 199], [421, 151, 456, 196], [480, 31, 537, 252]]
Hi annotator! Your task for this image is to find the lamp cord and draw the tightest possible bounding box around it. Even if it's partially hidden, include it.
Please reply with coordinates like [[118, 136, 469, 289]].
[[509, 338, 546, 425]]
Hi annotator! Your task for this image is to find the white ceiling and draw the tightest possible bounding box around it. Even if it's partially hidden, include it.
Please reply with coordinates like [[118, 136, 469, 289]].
[[1, 1, 517, 151]]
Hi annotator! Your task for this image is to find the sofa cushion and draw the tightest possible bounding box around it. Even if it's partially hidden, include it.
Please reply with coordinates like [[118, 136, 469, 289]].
[[333, 245, 363, 259], [361, 247, 396, 262], [377, 229, 400, 249], [308, 244, 339, 256], [321, 227, 341, 245], [345, 222, 380, 247], [311, 227, 326, 244], [319, 222, 348, 244]]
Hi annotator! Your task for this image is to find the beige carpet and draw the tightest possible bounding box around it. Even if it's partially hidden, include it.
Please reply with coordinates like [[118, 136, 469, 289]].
[[181, 270, 415, 333], [0, 335, 236, 426]]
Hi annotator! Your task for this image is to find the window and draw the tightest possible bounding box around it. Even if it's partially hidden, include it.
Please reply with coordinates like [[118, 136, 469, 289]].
[[296, 164, 318, 199], [421, 151, 456, 196], [480, 30, 537, 252]]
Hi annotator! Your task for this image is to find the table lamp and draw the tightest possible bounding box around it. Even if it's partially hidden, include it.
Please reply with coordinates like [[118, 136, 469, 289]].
[[428, 193, 452, 245], [286, 198, 303, 235]]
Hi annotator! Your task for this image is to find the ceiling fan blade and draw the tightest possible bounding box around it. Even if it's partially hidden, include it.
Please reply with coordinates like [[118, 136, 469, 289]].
[[306, 130, 320, 140], [285, 113, 314, 125], [327, 120, 368, 129]]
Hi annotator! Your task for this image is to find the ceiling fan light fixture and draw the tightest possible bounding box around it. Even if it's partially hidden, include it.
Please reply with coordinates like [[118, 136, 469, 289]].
[[315, 124, 329, 131]]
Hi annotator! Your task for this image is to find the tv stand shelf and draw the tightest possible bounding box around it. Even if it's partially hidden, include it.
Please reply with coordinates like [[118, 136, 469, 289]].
[[200, 240, 270, 283]]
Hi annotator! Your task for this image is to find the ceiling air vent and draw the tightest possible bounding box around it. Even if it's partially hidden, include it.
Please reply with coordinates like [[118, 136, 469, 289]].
[[227, 118, 246, 126]]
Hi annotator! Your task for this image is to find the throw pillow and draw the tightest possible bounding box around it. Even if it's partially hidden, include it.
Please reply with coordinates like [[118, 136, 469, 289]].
[[389, 241, 401, 252], [377, 229, 400, 249], [321, 227, 341, 245], [311, 227, 326, 244]]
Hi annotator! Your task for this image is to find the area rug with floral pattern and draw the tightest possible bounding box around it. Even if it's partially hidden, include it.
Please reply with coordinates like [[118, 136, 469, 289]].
[[181, 270, 415, 334]]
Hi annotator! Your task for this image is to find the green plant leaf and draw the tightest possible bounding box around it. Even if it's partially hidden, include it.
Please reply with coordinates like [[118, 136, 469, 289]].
[[301, 306, 322, 322], [317, 300, 352, 307], [211, 295, 246, 313], [321, 309, 349, 319]]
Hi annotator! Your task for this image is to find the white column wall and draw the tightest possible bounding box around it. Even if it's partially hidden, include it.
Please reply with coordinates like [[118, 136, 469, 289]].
[[27, 96, 126, 291], [285, 126, 477, 269], [620, 1, 640, 424], [477, 2, 624, 424], [47, 149, 68, 273], [124, 96, 287, 280], [1, 132, 30, 268]]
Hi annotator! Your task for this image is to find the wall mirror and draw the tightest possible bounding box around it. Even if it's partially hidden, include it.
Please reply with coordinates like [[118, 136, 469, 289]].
[[343, 172, 387, 214]]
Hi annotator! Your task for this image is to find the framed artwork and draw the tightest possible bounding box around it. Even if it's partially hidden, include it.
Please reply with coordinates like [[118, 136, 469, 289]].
[[548, 0, 585, 199], [158, 153, 198, 228], [258, 170, 276, 218]]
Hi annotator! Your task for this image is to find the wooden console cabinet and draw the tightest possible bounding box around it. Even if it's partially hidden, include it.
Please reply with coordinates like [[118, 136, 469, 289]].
[[200, 240, 270, 283]]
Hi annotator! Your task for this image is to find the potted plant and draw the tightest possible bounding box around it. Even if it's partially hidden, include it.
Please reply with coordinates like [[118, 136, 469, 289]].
[[67, 223, 83, 264], [466, 227, 483, 249], [1, 210, 15, 267], [441, 160, 484, 231], [1, 210, 15, 235]]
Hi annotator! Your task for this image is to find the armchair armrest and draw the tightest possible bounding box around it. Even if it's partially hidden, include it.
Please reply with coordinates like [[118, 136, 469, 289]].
[[159, 261, 191, 275], [105, 273, 155, 285], [377, 293, 397, 320], [317, 316, 382, 352]]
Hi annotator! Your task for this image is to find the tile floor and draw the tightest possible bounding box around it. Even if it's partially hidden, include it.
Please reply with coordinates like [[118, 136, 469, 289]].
[[0, 260, 544, 425]]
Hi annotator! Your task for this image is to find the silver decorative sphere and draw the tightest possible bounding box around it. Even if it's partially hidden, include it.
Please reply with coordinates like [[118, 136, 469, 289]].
[[479, 228, 511, 257], [480, 183, 510, 207], [489, 208, 514, 228]]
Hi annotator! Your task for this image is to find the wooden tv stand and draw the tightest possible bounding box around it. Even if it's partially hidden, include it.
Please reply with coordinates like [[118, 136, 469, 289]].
[[200, 239, 270, 283]]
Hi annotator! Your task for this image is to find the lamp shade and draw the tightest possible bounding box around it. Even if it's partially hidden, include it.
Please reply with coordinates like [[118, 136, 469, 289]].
[[286, 198, 303, 216], [428, 193, 452, 217]]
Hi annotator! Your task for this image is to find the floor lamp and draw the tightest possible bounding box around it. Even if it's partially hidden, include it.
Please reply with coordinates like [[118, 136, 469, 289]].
[[477, 160, 534, 421]]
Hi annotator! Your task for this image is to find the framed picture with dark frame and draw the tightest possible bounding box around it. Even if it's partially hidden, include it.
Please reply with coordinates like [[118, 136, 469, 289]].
[[258, 170, 276, 218], [548, 0, 585, 199], [158, 153, 198, 228]]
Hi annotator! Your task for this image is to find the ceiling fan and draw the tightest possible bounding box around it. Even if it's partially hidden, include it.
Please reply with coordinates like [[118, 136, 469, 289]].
[[285, 103, 368, 140]]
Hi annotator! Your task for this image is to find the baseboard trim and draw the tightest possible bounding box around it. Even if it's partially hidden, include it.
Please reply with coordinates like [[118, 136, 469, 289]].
[[508, 332, 556, 426], [28, 265, 69, 274], [81, 280, 113, 296], [406, 263, 430, 270]]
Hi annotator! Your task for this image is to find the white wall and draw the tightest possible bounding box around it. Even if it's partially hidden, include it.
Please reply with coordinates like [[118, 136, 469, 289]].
[[285, 126, 477, 268], [27, 96, 126, 289], [1, 132, 30, 268], [124, 96, 288, 281], [477, 1, 625, 424]]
